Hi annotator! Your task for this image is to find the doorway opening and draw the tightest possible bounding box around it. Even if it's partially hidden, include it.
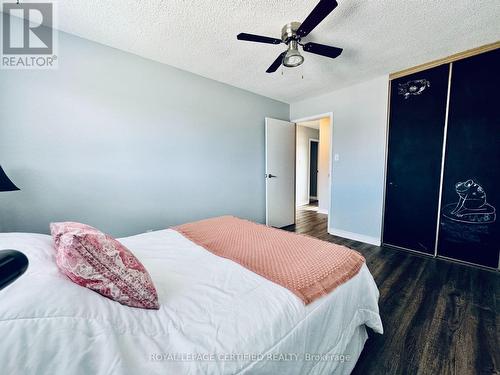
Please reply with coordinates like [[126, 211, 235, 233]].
[[295, 115, 332, 220], [264, 114, 332, 229]]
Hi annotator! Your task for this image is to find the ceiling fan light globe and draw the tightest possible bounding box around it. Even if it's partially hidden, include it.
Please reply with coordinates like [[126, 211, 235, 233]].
[[283, 51, 304, 68]]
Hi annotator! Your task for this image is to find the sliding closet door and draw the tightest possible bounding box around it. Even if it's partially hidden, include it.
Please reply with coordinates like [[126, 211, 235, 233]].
[[383, 64, 450, 254], [437, 49, 500, 268]]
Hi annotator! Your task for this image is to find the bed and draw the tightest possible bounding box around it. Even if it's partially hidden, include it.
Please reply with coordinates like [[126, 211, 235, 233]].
[[0, 228, 383, 375]]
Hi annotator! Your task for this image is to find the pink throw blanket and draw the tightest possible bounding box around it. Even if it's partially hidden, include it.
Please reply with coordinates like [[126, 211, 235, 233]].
[[173, 216, 365, 304]]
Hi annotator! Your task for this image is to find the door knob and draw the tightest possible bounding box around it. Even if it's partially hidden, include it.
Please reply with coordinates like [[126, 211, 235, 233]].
[[267, 174, 277, 178]]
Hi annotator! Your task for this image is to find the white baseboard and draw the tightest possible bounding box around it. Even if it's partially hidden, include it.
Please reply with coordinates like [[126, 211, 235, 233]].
[[296, 200, 310, 207], [328, 228, 381, 246], [317, 208, 328, 214]]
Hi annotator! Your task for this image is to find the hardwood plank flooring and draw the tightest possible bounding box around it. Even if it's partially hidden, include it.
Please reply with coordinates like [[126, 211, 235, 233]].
[[282, 205, 500, 375]]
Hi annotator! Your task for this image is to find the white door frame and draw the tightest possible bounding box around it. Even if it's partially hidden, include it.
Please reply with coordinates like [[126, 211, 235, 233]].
[[292, 112, 333, 230], [307, 138, 319, 203]]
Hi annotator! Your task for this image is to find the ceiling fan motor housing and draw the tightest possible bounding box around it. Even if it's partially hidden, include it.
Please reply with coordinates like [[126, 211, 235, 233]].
[[281, 22, 302, 43]]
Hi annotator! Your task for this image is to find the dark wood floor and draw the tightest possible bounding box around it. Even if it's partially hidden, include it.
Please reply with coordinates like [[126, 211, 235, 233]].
[[283, 205, 500, 375]]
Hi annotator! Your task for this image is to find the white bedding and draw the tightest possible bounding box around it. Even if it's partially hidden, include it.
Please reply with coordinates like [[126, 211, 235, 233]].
[[0, 229, 383, 375]]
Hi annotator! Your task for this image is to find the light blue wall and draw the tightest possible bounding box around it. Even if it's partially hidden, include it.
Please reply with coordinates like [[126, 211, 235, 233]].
[[290, 76, 389, 244], [0, 17, 289, 236]]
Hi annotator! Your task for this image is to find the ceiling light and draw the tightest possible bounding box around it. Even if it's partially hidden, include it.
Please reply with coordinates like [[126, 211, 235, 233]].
[[283, 41, 304, 68]]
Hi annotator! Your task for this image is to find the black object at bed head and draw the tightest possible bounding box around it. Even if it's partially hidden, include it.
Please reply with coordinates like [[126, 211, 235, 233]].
[[0, 250, 29, 291]]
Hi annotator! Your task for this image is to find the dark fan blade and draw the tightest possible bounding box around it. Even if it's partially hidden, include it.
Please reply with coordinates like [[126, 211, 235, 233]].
[[303, 42, 342, 59], [266, 52, 287, 73], [237, 33, 282, 45], [297, 0, 338, 38]]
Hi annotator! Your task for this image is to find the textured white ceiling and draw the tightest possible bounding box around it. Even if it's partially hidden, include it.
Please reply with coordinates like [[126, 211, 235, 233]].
[[18, 0, 500, 102]]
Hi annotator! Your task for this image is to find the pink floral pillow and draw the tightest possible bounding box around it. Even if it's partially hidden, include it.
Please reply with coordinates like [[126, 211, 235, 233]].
[[50, 222, 159, 310]]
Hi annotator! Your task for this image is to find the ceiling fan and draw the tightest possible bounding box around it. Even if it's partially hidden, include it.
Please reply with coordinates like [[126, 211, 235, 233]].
[[237, 0, 343, 73]]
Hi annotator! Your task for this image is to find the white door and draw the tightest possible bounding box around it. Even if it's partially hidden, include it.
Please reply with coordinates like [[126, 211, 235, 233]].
[[265, 117, 296, 228]]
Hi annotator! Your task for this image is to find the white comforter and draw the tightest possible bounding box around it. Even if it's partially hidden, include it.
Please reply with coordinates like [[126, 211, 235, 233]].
[[0, 230, 383, 375]]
